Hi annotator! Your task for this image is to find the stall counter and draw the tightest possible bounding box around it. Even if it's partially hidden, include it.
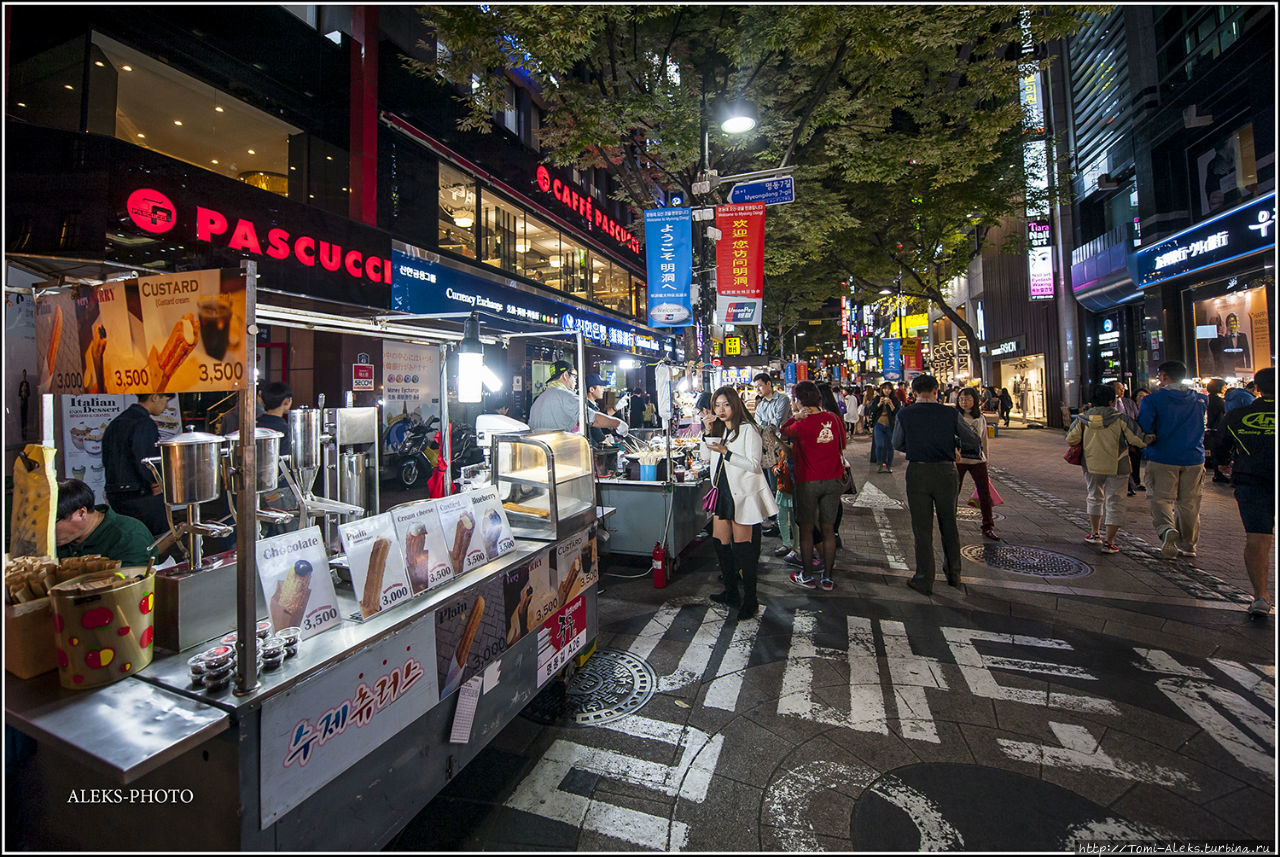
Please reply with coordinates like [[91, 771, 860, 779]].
[[595, 476, 712, 557]]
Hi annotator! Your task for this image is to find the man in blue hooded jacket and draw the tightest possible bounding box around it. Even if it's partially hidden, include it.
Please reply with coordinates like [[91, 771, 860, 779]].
[[1138, 361, 1208, 559]]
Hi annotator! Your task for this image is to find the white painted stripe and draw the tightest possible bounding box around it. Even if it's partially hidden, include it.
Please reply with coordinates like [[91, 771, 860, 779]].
[[763, 760, 878, 852], [1156, 677, 1275, 779], [704, 608, 764, 711], [873, 507, 909, 570], [998, 722, 1193, 788], [1209, 658, 1276, 706], [777, 611, 888, 734], [983, 656, 1100, 680], [1253, 663, 1276, 679], [880, 620, 945, 743], [848, 615, 890, 735], [1133, 648, 1211, 678], [583, 801, 690, 852], [1060, 817, 1170, 848], [868, 774, 965, 850], [627, 601, 684, 660], [657, 604, 729, 692]]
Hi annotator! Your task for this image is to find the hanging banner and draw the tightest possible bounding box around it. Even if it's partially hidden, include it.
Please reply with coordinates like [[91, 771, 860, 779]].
[[784, 362, 797, 387], [644, 208, 693, 327], [882, 338, 903, 382], [714, 202, 765, 325], [34, 268, 247, 395], [901, 337, 923, 372]]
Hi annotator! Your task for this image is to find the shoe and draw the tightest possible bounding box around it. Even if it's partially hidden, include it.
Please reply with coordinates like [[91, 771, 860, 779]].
[[820, 577, 834, 591], [982, 528, 1001, 541], [877, 464, 887, 473], [1161, 529, 1180, 558], [1177, 548, 1197, 558], [1134, 484, 1146, 492], [790, 571, 817, 590], [886, 468, 894, 474], [783, 550, 803, 567], [709, 589, 740, 606], [945, 570, 962, 587], [761, 524, 781, 537], [1084, 532, 1102, 545], [773, 544, 794, 557], [906, 578, 932, 596], [1100, 542, 1120, 554], [1127, 489, 1136, 497], [1212, 474, 1230, 484], [1247, 597, 1271, 618]]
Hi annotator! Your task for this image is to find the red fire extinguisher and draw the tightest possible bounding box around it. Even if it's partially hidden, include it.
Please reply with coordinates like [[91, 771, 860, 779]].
[[651, 541, 667, 588]]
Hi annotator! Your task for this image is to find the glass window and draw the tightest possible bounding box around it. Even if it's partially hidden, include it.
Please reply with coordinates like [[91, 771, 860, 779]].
[[631, 277, 647, 319], [556, 236, 590, 299], [521, 214, 558, 285], [480, 190, 523, 271], [438, 163, 476, 257]]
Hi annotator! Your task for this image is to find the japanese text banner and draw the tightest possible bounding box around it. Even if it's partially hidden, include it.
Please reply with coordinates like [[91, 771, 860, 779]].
[[644, 208, 693, 328]]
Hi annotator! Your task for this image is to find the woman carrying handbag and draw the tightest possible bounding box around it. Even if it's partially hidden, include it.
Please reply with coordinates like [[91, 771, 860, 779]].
[[1064, 384, 1152, 553], [955, 388, 1001, 541], [701, 386, 778, 620]]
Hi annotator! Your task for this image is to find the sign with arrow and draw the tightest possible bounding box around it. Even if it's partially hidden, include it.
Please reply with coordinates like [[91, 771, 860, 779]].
[[727, 175, 795, 206], [846, 482, 903, 510]]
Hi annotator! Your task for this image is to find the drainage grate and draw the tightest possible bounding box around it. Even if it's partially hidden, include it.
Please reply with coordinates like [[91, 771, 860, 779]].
[[520, 648, 656, 727], [955, 507, 1006, 523], [961, 544, 1093, 578]]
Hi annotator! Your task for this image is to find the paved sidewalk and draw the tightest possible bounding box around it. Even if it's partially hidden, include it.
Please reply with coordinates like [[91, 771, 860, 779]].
[[387, 426, 1276, 852]]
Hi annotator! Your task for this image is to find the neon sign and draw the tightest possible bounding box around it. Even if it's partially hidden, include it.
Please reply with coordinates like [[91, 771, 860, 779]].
[[535, 166, 640, 254]]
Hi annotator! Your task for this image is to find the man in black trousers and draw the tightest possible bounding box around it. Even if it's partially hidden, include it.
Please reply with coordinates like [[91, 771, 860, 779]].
[[893, 374, 983, 594]]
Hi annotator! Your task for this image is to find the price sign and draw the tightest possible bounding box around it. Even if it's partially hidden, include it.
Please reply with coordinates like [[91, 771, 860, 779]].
[[536, 595, 587, 687], [255, 526, 343, 639], [338, 513, 413, 620], [725, 336, 741, 356]]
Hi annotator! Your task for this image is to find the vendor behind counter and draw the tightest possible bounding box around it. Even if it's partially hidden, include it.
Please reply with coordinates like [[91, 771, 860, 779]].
[[55, 479, 156, 567]]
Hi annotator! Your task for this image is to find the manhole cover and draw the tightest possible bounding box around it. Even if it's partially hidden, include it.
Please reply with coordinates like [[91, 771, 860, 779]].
[[961, 544, 1093, 578], [520, 648, 656, 727], [955, 507, 1005, 523]]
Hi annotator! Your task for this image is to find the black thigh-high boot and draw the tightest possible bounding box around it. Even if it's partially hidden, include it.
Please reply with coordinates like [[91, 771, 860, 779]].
[[709, 539, 740, 606], [734, 526, 761, 620]]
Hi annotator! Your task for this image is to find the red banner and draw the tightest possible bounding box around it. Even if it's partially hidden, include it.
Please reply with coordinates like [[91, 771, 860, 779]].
[[715, 203, 765, 299], [901, 337, 923, 372]]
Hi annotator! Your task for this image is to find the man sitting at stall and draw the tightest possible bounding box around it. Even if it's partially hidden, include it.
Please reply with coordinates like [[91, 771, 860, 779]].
[[55, 479, 156, 567], [528, 361, 627, 436]]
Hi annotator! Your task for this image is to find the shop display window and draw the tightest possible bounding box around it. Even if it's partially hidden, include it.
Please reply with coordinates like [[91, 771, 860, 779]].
[[480, 191, 524, 273], [1191, 284, 1271, 381], [522, 218, 559, 285], [439, 164, 477, 257]]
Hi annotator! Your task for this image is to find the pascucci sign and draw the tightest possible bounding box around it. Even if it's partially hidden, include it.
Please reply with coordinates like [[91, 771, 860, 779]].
[[126, 187, 393, 285], [535, 166, 640, 255]]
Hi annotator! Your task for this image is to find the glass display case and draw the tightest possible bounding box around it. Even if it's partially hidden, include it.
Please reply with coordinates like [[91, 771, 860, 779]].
[[491, 431, 595, 540]]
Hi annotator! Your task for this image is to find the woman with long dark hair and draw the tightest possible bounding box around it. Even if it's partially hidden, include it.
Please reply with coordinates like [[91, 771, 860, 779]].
[[955, 388, 1000, 541], [867, 382, 900, 473], [782, 381, 848, 590], [701, 386, 778, 619]]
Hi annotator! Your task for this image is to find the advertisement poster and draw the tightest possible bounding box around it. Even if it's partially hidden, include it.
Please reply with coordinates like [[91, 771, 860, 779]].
[[34, 268, 247, 395], [553, 527, 598, 605], [470, 486, 516, 561], [882, 338, 903, 382], [435, 574, 505, 699], [256, 526, 343, 638], [6, 292, 38, 445], [389, 499, 453, 595], [338, 513, 413, 620], [382, 341, 440, 454], [436, 493, 485, 576], [900, 337, 923, 372], [1191, 285, 1270, 379], [60, 395, 181, 497], [714, 202, 765, 325], [536, 595, 587, 688], [531, 360, 554, 400], [645, 208, 693, 328]]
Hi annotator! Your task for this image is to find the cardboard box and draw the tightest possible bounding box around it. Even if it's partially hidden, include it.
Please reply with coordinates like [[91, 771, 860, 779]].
[[4, 597, 57, 679]]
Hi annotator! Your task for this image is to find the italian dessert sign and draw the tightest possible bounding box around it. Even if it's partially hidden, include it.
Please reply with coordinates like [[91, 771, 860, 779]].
[[256, 526, 342, 639], [34, 267, 247, 395]]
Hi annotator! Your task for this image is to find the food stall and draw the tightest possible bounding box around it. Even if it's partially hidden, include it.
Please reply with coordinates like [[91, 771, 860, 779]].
[[4, 261, 604, 851]]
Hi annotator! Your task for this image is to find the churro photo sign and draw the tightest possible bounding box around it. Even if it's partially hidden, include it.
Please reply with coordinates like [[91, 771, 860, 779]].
[[256, 527, 342, 639], [434, 574, 505, 700], [470, 486, 516, 562], [339, 513, 412, 620], [436, 493, 485, 577], [136, 268, 247, 393], [553, 527, 598, 606], [389, 499, 454, 595]]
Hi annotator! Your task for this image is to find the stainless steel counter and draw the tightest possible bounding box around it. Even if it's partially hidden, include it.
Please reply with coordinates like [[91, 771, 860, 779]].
[[595, 477, 712, 556]]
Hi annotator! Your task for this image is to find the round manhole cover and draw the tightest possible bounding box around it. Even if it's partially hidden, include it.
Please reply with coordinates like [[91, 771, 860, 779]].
[[961, 544, 1093, 578], [520, 648, 656, 727], [955, 506, 1005, 523]]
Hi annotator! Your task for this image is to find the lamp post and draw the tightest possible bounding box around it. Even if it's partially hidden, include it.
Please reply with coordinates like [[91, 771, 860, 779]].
[[793, 330, 805, 361]]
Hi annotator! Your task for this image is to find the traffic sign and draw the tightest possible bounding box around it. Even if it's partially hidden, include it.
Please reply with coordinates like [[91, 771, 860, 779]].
[[725, 336, 741, 355], [727, 175, 795, 206]]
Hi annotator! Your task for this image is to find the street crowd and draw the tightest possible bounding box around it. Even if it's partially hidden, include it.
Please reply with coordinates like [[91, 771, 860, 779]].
[[698, 365, 1275, 621]]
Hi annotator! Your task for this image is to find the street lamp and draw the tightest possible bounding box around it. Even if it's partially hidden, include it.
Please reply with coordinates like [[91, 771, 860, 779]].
[[793, 330, 805, 360], [718, 99, 758, 134]]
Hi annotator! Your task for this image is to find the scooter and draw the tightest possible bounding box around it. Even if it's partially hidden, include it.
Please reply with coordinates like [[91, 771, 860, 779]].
[[382, 416, 439, 489]]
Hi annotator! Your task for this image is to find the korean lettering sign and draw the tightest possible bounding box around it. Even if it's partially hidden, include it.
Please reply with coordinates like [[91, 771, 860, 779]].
[[644, 208, 694, 328], [1132, 191, 1276, 288]]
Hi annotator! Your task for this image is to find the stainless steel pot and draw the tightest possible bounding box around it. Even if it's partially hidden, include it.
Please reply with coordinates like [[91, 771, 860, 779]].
[[222, 427, 282, 494], [287, 408, 323, 471], [337, 451, 367, 512], [145, 431, 224, 505]]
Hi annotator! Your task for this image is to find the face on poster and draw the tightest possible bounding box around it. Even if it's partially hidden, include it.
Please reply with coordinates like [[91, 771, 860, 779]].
[[1192, 286, 1268, 379]]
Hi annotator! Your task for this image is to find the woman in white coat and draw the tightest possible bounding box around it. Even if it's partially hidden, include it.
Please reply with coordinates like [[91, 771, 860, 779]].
[[702, 386, 779, 619]]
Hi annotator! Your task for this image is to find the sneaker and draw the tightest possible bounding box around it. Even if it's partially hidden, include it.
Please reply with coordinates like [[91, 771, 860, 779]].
[[1177, 548, 1197, 558], [783, 550, 803, 567], [761, 524, 781, 537], [773, 544, 794, 557], [1127, 488, 1136, 497], [820, 577, 835, 591], [1247, 597, 1271, 618], [1134, 484, 1146, 492], [1161, 529, 1180, 558], [1084, 532, 1102, 545], [1100, 542, 1120, 554], [789, 571, 817, 590], [877, 464, 887, 473]]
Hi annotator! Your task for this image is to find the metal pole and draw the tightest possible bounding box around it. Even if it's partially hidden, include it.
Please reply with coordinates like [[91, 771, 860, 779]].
[[440, 343, 451, 494], [235, 260, 259, 695], [576, 330, 587, 437]]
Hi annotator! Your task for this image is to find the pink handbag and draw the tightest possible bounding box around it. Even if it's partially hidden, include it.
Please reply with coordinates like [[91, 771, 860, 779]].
[[969, 479, 1004, 507]]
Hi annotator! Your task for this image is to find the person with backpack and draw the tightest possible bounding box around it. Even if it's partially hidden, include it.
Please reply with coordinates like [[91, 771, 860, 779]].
[[1066, 384, 1152, 554]]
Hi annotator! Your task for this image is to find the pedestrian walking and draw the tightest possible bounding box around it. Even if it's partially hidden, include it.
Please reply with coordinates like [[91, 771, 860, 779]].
[[101, 392, 174, 538], [1137, 361, 1208, 559], [998, 387, 1014, 426], [1065, 384, 1152, 554], [1212, 367, 1274, 618], [843, 386, 860, 437], [867, 382, 901, 473], [701, 386, 778, 620], [893, 374, 983, 594], [1129, 388, 1151, 492], [954, 388, 1001, 541], [782, 381, 847, 591], [752, 373, 790, 537], [1204, 379, 1230, 483]]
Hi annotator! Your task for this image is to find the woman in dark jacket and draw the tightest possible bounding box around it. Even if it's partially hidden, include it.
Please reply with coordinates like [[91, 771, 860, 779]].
[[998, 388, 1014, 426], [1205, 378, 1228, 483], [866, 382, 900, 473]]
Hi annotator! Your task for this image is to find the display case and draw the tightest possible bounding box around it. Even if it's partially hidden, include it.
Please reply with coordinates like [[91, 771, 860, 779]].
[[491, 431, 595, 540]]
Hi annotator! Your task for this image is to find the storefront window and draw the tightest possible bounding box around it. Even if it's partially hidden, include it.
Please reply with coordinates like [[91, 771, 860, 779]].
[[439, 163, 476, 257], [590, 257, 626, 314], [555, 236, 590, 298], [1190, 283, 1272, 381], [479, 190, 523, 272], [631, 278, 647, 320], [522, 217, 558, 285]]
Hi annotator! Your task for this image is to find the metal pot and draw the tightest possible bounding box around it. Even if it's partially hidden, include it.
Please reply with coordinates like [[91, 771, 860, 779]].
[[222, 427, 282, 494], [145, 431, 224, 505], [287, 408, 323, 471], [337, 451, 367, 513]]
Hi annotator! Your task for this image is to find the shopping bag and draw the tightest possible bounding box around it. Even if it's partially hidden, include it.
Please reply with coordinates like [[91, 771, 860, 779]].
[[969, 479, 1005, 507]]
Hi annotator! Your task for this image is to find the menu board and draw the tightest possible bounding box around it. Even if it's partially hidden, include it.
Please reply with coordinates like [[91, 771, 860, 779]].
[[34, 268, 247, 395], [536, 595, 587, 688], [553, 527, 598, 605], [338, 513, 413, 620], [436, 494, 485, 576], [60, 395, 181, 498], [256, 526, 342, 638], [389, 499, 454, 595], [470, 486, 516, 561]]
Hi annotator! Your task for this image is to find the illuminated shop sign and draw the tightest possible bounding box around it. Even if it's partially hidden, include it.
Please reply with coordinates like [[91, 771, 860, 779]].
[[391, 251, 660, 353], [534, 166, 640, 255], [1133, 192, 1276, 288], [125, 187, 393, 286], [1027, 218, 1054, 301]]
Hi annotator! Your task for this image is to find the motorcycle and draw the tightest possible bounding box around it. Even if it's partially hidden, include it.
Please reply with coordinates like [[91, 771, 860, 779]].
[[381, 416, 439, 489]]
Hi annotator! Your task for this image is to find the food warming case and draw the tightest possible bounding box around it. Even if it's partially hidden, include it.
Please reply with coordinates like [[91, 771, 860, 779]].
[[491, 431, 594, 541]]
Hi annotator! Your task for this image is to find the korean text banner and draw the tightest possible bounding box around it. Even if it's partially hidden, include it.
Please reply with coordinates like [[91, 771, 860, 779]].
[[882, 338, 903, 382], [714, 203, 765, 300], [645, 208, 693, 328]]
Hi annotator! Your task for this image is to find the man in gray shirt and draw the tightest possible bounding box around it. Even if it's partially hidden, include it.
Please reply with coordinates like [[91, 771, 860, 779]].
[[753, 373, 790, 537], [529, 361, 627, 435]]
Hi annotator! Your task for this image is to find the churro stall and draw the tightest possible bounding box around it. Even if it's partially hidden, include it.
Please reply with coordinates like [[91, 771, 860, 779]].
[[5, 261, 603, 851]]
